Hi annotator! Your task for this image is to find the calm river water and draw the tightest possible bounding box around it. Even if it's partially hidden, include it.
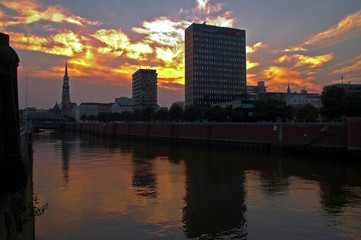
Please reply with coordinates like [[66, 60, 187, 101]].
[[33, 130, 361, 240]]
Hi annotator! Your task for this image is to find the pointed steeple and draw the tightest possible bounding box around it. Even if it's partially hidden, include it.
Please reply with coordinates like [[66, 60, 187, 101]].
[[64, 61, 68, 78], [61, 61, 71, 106], [287, 79, 291, 94]]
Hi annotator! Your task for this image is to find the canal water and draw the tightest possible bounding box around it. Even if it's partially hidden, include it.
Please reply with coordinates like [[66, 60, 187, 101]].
[[33, 130, 361, 240]]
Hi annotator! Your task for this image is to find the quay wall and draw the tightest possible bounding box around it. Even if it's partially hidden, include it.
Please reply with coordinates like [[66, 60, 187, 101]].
[[66, 120, 361, 153]]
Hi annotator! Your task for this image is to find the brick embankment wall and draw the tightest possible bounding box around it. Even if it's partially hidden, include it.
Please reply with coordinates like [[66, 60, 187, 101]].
[[66, 121, 361, 154]]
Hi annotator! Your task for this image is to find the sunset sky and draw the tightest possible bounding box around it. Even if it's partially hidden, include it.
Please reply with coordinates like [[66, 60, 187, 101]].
[[1, 0, 361, 109]]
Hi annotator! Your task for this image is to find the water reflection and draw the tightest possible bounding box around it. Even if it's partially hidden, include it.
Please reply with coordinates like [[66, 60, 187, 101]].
[[259, 159, 290, 196], [182, 150, 247, 239], [60, 134, 70, 185], [32, 130, 361, 240], [132, 153, 158, 198]]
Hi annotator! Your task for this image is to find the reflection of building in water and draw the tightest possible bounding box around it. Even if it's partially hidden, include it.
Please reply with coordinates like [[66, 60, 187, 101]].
[[131, 152, 158, 198], [182, 153, 247, 239], [61, 137, 70, 185], [52, 130, 78, 186], [259, 159, 290, 195]]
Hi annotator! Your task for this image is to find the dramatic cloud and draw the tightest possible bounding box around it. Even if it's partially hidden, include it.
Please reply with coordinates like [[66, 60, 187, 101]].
[[93, 29, 153, 60], [1, 0, 239, 98], [332, 53, 361, 81], [2, 0, 360, 108], [276, 53, 334, 68], [9, 31, 88, 57], [263, 66, 321, 92], [0, 0, 99, 28], [196, 0, 223, 14], [273, 46, 308, 53], [302, 9, 361, 47], [246, 42, 265, 54]]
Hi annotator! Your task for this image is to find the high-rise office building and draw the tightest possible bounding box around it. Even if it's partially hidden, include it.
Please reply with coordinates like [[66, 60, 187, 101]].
[[185, 23, 246, 110], [132, 69, 158, 111]]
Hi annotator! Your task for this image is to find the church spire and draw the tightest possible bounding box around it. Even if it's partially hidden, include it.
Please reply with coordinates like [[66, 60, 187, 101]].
[[61, 61, 71, 106], [64, 61, 68, 78], [287, 79, 291, 94]]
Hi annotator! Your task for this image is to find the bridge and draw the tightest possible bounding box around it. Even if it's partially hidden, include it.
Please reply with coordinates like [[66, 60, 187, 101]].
[[23, 111, 68, 132]]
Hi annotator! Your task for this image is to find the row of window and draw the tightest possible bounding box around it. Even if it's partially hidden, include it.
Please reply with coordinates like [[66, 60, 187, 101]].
[[195, 48, 243, 56], [194, 55, 245, 61], [194, 83, 244, 88], [194, 31, 244, 39], [194, 60, 243, 67], [194, 89, 242, 94], [194, 77, 245, 82], [194, 44, 244, 52], [194, 66, 246, 73], [194, 95, 239, 100], [194, 38, 244, 46]]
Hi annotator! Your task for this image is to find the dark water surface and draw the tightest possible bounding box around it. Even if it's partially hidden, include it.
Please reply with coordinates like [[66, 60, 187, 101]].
[[33, 130, 361, 240]]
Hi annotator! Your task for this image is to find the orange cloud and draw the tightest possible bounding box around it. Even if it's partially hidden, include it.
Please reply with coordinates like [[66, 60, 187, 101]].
[[246, 73, 258, 86], [1, 0, 99, 28], [8, 31, 88, 57], [273, 46, 308, 53], [283, 46, 308, 52], [276, 53, 334, 68], [133, 17, 190, 47], [332, 54, 361, 76], [92, 29, 153, 60], [196, 0, 223, 14], [263, 66, 321, 92], [246, 61, 259, 70], [3, 0, 261, 101], [246, 42, 265, 54], [302, 9, 361, 46], [205, 12, 234, 27]]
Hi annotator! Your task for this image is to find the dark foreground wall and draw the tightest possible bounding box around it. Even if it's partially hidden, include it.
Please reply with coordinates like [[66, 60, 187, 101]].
[[66, 119, 361, 154]]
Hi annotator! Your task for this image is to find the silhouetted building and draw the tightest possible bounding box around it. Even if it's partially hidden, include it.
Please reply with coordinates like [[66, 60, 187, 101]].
[[132, 69, 158, 111], [52, 62, 74, 117], [172, 101, 185, 109], [75, 102, 112, 120], [259, 87, 321, 109], [61, 62, 72, 116], [62, 63, 70, 106], [285, 91, 321, 109], [111, 97, 133, 113], [324, 83, 361, 97], [247, 81, 267, 101], [185, 23, 247, 110]]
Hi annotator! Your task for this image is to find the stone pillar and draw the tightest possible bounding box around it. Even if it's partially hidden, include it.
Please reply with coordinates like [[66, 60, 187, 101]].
[[0, 32, 25, 193]]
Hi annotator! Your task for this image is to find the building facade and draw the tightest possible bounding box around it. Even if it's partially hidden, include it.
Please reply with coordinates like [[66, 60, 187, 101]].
[[259, 89, 321, 109], [284, 92, 321, 109], [132, 69, 157, 111], [247, 81, 267, 101], [111, 97, 133, 113], [185, 23, 247, 110], [76, 102, 112, 120]]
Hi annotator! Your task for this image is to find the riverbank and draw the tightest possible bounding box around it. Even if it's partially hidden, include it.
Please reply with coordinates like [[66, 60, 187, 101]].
[[0, 132, 34, 240], [66, 119, 361, 158]]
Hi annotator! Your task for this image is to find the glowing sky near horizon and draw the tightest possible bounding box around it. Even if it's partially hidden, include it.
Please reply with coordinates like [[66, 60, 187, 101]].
[[1, 0, 361, 108]]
